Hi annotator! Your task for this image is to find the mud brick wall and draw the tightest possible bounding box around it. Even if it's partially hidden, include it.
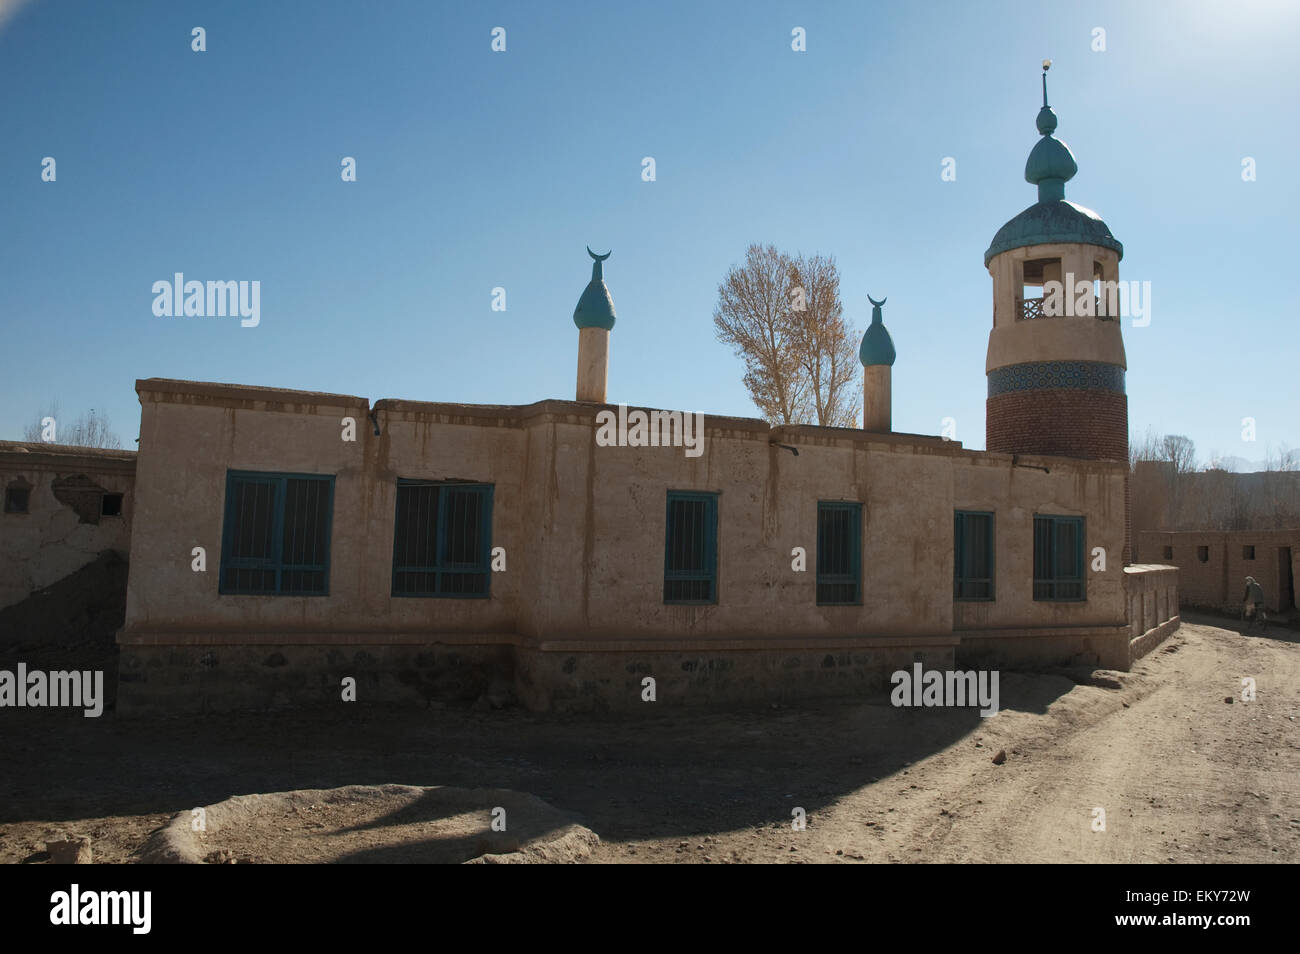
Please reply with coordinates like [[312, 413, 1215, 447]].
[[1135, 530, 1300, 613]]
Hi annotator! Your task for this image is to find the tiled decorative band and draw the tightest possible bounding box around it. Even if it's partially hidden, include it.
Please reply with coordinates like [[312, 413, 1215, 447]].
[[988, 361, 1126, 397]]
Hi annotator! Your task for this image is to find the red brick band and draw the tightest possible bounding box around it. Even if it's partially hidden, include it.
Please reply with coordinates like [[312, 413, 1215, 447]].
[[986, 389, 1128, 462]]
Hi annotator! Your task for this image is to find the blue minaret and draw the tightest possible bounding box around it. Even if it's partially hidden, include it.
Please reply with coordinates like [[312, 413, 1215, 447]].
[[860, 295, 896, 431], [573, 247, 616, 401]]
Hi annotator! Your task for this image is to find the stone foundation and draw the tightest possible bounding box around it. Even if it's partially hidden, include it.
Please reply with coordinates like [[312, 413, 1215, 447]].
[[115, 635, 958, 714], [117, 642, 512, 714], [955, 624, 1131, 671], [1129, 615, 1180, 664], [116, 585, 1176, 713], [513, 636, 958, 712]]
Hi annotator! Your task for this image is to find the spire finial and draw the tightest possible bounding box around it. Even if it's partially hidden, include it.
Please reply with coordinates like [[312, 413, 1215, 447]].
[[868, 294, 887, 323], [1035, 59, 1058, 136], [1025, 61, 1075, 200], [586, 245, 611, 280]]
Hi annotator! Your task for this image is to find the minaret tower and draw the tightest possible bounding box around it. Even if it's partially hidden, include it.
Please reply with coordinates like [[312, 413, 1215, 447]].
[[860, 295, 896, 431], [984, 62, 1130, 555], [573, 246, 616, 403]]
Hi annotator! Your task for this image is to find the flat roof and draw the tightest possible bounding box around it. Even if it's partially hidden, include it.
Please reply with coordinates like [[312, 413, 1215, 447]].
[[0, 441, 137, 470], [133, 376, 1125, 472]]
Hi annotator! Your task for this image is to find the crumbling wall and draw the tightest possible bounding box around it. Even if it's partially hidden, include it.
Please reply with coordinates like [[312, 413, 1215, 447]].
[[0, 444, 135, 611]]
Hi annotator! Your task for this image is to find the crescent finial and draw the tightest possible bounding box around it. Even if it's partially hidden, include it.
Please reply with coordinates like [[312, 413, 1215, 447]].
[[587, 246, 612, 262], [868, 294, 886, 308]]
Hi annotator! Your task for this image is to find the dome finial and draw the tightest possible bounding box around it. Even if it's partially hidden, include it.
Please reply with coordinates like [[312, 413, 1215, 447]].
[[574, 246, 617, 330], [860, 295, 896, 367]]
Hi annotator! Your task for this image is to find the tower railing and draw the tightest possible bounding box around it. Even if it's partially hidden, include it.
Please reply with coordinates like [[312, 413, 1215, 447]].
[[1018, 296, 1045, 320], [1016, 296, 1118, 321]]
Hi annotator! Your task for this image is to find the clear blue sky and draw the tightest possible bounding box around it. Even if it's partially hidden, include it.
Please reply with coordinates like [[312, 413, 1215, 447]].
[[2, 0, 1297, 467]]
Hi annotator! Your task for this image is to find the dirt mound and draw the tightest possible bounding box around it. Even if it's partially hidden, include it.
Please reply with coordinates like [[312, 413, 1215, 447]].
[[140, 784, 599, 864], [0, 550, 127, 647]]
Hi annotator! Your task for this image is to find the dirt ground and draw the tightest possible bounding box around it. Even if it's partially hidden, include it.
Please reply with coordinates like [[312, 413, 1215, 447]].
[[141, 784, 596, 864], [1, 612, 1296, 864]]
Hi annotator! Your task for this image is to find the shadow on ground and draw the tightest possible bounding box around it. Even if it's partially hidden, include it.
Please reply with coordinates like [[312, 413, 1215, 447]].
[[0, 649, 1080, 854], [1182, 608, 1300, 646]]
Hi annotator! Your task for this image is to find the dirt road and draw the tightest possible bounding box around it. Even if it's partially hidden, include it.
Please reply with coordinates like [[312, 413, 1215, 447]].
[[597, 616, 1297, 863], [1, 614, 1295, 863]]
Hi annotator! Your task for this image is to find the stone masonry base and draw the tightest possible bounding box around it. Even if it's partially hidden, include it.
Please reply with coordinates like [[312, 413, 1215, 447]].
[[110, 624, 1180, 714]]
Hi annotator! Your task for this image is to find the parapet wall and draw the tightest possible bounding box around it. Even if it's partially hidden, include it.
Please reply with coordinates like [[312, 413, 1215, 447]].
[[1124, 564, 1179, 663]]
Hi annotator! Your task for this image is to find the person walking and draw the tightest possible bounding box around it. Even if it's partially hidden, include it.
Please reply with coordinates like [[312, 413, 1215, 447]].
[[1243, 576, 1267, 633]]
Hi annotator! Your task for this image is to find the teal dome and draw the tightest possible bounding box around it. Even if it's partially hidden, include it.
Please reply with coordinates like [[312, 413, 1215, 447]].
[[859, 296, 896, 367], [1025, 135, 1078, 189], [573, 247, 616, 330], [985, 200, 1123, 266], [985, 68, 1122, 266], [1035, 105, 1058, 135]]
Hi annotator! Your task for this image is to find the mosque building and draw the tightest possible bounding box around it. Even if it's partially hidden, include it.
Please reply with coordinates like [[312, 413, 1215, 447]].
[[104, 72, 1178, 711]]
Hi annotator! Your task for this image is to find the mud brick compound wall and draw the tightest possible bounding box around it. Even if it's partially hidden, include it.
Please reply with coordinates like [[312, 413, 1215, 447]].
[[1137, 530, 1299, 613]]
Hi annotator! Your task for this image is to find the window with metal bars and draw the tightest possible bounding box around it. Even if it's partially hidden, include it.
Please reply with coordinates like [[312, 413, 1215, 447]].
[[663, 491, 718, 604], [816, 501, 861, 605], [1033, 514, 1085, 601], [392, 480, 493, 598], [219, 471, 334, 595], [954, 510, 995, 600]]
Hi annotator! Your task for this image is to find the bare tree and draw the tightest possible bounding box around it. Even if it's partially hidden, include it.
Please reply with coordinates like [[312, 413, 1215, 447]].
[[1131, 427, 1177, 530], [1133, 430, 1300, 531], [1131, 429, 1199, 530], [1160, 434, 1197, 475], [22, 403, 123, 449], [1265, 444, 1300, 473], [1129, 426, 1163, 472], [787, 254, 861, 427], [713, 244, 807, 425], [713, 244, 860, 427], [1259, 444, 1300, 529], [1165, 435, 1196, 526]]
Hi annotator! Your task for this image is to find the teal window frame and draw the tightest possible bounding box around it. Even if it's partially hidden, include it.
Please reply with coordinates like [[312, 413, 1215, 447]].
[[391, 479, 494, 599], [954, 510, 996, 601], [1033, 514, 1085, 601], [219, 470, 334, 596], [663, 491, 718, 604], [816, 501, 862, 606]]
